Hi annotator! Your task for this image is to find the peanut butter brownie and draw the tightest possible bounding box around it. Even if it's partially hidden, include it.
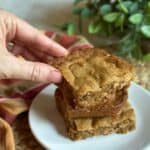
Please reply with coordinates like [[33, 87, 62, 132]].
[[55, 91, 136, 140], [51, 48, 133, 108]]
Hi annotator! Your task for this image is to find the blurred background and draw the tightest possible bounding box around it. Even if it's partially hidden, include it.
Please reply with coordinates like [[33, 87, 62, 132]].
[[0, 0, 74, 29], [0, 0, 150, 60]]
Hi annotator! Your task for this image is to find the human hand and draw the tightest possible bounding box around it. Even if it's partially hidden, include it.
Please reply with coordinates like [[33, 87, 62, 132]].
[[0, 9, 68, 83]]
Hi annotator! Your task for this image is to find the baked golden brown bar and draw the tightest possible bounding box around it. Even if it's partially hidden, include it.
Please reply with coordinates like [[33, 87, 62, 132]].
[[55, 88, 127, 118], [51, 48, 133, 109], [55, 91, 136, 140]]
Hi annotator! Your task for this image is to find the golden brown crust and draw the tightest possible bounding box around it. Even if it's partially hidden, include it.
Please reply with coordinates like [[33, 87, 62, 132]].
[[50, 48, 133, 97], [55, 93, 136, 140], [70, 102, 135, 132], [60, 79, 128, 109], [55, 88, 127, 118], [67, 119, 135, 140]]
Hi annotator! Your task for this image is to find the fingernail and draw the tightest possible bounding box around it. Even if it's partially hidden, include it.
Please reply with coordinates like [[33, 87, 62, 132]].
[[60, 49, 69, 57], [60, 47, 69, 56]]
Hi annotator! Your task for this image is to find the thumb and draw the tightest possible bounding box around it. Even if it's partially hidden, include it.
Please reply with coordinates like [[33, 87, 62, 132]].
[[7, 56, 62, 83]]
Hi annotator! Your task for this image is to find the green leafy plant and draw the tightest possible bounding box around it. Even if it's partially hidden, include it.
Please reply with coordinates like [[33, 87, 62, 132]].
[[60, 0, 150, 61]]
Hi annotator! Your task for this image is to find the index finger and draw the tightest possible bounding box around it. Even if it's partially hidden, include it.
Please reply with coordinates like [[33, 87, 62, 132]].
[[14, 16, 68, 57]]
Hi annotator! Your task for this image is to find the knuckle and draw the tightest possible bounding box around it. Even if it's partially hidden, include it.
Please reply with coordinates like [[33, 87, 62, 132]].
[[0, 9, 16, 40], [30, 63, 41, 81]]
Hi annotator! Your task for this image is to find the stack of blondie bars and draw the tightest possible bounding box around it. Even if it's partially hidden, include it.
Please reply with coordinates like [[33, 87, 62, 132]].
[[52, 48, 136, 140]]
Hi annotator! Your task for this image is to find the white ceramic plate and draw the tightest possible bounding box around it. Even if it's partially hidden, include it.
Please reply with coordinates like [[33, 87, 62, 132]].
[[29, 82, 150, 150]]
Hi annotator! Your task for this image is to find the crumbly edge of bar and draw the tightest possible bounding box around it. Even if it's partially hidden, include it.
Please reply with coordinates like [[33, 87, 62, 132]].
[[50, 48, 133, 97], [67, 119, 135, 140], [64, 103, 135, 140], [55, 88, 127, 118], [67, 105, 135, 132], [59, 80, 128, 109], [55, 92, 136, 140]]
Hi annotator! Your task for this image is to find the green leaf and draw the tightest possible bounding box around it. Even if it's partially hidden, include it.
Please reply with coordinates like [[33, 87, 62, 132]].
[[122, 1, 133, 8], [129, 13, 143, 25], [99, 4, 112, 15], [141, 25, 150, 38], [115, 14, 125, 31], [148, 2, 150, 8], [103, 12, 119, 23], [88, 22, 102, 34], [116, 1, 133, 13], [117, 0, 129, 13], [129, 2, 139, 13], [81, 7, 93, 17], [58, 22, 76, 35], [67, 23, 76, 35], [143, 53, 150, 61]]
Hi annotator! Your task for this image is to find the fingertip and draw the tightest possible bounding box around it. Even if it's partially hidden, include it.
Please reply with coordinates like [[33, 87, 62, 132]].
[[32, 64, 62, 83], [64, 49, 69, 56], [61, 49, 69, 57], [47, 69, 62, 83], [52, 42, 68, 57]]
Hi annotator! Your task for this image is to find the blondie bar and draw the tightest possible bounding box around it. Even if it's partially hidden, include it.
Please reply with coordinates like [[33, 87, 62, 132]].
[[51, 48, 133, 109], [55, 88, 127, 118], [55, 91, 136, 140]]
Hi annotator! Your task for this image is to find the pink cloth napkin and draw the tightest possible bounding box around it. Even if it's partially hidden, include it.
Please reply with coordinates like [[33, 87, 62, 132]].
[[0, 31, 92, 150]]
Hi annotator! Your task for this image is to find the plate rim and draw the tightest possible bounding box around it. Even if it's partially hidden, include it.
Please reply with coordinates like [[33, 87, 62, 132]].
[[28, 85, 56, 150]]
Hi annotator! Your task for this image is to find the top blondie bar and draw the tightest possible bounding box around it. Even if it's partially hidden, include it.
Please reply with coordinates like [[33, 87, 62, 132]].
[[51, 48, 133, 98]]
